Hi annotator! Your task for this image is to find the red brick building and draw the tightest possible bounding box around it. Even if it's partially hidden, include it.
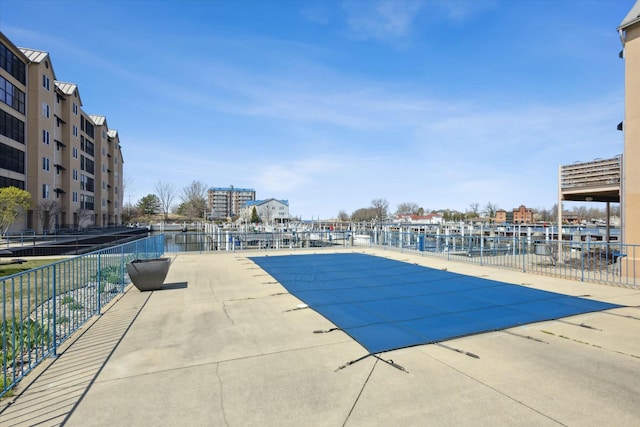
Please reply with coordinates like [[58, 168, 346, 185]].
[[495, 205, 534, 224]]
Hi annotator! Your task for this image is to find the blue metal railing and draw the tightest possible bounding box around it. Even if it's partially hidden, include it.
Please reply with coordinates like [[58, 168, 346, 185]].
[[351, 231, 636, 287], [162, 230, 637, 288], [1, 234, 164, 397]]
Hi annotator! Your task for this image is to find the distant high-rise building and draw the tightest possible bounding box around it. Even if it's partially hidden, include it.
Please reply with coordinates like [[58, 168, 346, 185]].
[[208, 186, 256, 219]]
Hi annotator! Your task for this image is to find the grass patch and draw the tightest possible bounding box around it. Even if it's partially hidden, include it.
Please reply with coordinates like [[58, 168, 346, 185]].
[[0, 259, 66, 278]]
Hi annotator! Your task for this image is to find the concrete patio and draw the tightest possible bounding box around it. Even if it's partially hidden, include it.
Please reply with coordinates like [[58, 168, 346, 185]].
[[2, 248, 640, 426]]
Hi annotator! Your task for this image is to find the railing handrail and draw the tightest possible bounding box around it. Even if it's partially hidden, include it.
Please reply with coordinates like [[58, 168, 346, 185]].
[[1, 234, 164, 397]]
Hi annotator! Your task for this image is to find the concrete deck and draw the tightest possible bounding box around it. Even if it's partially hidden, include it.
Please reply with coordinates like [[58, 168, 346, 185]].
[[2, 248, 640, 426]]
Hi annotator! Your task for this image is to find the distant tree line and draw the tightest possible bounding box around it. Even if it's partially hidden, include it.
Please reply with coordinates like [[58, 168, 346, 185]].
[[123, 180, 208, 223], [336, 200, 620, 224]]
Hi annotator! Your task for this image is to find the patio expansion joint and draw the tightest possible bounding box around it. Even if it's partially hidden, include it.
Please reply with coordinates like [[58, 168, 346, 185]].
[[91, 340, 355, 386], [538, 328, 640, 360], [341, 358, 378, 427], [415, 346, 567, 426]]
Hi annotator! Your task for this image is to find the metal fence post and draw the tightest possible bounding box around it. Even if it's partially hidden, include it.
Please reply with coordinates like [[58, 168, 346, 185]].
[[120, 244, 125, 291], [52, 264, 58, 357], [97, 252, 102, 315], [580, 241, 585, 282]]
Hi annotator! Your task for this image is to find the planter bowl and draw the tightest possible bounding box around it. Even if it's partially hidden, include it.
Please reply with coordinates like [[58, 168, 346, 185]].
[[127, 258, 171, 291]]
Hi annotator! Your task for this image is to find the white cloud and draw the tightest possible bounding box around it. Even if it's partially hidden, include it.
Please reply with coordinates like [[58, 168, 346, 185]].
[[341, 0, 425, 41]]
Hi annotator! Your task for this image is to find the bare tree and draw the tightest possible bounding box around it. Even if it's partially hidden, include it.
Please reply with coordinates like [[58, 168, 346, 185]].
[[181, 180, 208, 220], [484, 202, 498, 219], [351, 207, 377, 222], [38, 200, 61, 233], [155, 181, 176, 222], [370, 198, 389, 220], [337, 210, 350, 221], [396, 202, 421, 215], [76, 209, 94, 230]]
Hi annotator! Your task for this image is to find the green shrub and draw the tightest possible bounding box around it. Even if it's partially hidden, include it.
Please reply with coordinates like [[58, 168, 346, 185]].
[[93, 265, 123, 284], [61, 296, 75, 304], [0, 319, 52, 366]]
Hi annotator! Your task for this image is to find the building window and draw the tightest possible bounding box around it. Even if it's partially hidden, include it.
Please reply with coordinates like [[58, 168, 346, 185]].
[[42, 129, 50, 144], [0, 76, 26, 114], [73, 147, 78, 158], [0, 42, 27, 84], [42, 74, 50, 91], [73, 125, 78, 137], [0, 141, 25, 173], [0, 109, 25, 144], [73, 191, 78, 203], [42, 184, 50, 199], [42, 157, 50, 171], [42, 102, 49, 118], [73, 169, 78, 180], [73, 102, 78, 115]]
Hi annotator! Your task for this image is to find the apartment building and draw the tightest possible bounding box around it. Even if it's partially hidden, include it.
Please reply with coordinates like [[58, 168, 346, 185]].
[[495, 205, 534, 224], [0, 31, 124, 233], [90, 115, 124, 227], [0, 34, 28, 236], [208, 186, 255, 219]]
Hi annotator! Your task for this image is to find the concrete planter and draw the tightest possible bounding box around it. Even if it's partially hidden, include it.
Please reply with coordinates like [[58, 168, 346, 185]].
[[127, 257, 171, 291]]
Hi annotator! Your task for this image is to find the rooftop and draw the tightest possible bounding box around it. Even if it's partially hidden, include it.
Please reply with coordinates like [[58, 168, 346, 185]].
[[2, 249, 639, 425]]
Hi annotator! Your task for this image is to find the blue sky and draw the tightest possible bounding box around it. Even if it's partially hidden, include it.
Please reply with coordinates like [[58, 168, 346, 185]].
[[1, 0, 633, 219]]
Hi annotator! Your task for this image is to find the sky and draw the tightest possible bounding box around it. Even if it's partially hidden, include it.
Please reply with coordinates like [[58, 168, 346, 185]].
[[1, 0, 634, 219]]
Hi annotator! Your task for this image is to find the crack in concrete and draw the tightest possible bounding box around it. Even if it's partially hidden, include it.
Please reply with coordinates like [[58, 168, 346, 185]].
[[222, 301, 236, 326], [215, 363, 229, 427]]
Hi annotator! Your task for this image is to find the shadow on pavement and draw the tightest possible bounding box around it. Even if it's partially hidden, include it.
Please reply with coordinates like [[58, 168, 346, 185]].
[[0, 292, 151, 427]]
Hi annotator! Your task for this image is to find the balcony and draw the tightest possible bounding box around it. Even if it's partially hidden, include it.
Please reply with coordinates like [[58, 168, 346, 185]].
[[560, 155, 621, 203]]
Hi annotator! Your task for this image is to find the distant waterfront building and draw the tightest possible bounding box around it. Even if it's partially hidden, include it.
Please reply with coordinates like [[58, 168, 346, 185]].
[[495, 205, 534, 224], [0, 32, 124, 233], [395, 213, 443, 225], [208, 186, 255, 219], [241, 198, 290, 223]]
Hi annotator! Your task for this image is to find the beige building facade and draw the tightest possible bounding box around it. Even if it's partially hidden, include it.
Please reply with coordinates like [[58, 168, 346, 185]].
[[0, 33, 28, 230], [620, 1, 640, 271], [0, 31, 124, 233]]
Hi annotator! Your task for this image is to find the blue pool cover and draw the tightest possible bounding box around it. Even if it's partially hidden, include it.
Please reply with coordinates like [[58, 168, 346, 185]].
[[250, 253, 622, 354]]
